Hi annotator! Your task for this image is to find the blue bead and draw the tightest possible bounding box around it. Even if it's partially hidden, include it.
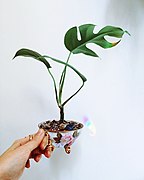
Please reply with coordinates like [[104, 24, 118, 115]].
[[65, 124, 74, 130]]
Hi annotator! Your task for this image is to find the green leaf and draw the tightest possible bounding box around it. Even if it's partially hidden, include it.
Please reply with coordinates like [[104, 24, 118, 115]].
[[64, 24, 127, 57], [13, 48, 51, 69]]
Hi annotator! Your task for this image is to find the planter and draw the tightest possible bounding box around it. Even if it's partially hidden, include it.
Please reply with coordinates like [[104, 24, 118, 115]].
[[38, 120, 84, 154]]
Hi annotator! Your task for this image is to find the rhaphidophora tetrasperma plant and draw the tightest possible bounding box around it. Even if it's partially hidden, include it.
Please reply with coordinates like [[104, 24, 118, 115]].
[[13, 24, 129, 123]]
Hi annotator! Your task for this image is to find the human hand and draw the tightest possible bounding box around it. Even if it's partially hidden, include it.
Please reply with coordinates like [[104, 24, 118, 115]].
[[0, 129, 54, 180]]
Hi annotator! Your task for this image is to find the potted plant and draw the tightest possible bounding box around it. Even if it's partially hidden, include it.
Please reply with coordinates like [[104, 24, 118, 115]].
[[13, 23, 128, 154]]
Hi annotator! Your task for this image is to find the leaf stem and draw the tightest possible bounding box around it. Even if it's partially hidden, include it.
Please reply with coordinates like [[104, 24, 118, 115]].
[[62, 81, 84, 106], [42, 55, 87, 82], [43, 55, 86, 122], [47, 68, 59, 106], [58, 52, 71, 105]]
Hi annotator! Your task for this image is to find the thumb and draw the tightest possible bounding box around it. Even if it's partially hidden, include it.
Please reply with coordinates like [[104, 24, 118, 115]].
[[23, 129, 45, 152]]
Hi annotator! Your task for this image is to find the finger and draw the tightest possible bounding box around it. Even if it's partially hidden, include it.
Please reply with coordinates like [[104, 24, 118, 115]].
[[5, 136, 31, 153], [12, 137, 28, 149], [25, 159, 31, 168], [39, 134, 49, 150], [30, 145, 54, 159], [23, 129, 45, 153], [9, 132, 39, 151], [44, 144, 55, 158], [34, 154, 42, 162], [30, 147, 42, 158], [44, 146, 51, 158]]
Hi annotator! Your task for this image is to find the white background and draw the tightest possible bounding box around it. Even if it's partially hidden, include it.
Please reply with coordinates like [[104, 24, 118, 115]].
[[0, 0, 144, 179]]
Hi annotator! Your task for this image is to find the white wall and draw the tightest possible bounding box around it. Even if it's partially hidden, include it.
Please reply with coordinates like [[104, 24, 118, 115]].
[[0, 0, 144, 179]]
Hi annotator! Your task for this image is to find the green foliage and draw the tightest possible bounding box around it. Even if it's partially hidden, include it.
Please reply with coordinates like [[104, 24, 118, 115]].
[[13, 48, 51, 68], [13, 23, 128, 120], [64, 24, 127, 57]]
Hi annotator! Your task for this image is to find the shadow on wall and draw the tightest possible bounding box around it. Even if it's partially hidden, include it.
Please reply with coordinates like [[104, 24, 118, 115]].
[[105, 0, 144, 29]]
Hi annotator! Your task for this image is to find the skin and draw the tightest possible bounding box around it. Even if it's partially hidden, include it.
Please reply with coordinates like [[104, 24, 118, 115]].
[[0, 129, 54, 180]]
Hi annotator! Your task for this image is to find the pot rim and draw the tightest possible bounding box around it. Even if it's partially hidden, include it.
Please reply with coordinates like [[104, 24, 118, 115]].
[[38, 120, 84, 133]]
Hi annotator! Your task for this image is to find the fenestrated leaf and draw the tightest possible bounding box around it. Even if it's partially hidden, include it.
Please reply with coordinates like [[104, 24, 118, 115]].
[[13, 48, 51, 69], [64, 24, 127, 57]]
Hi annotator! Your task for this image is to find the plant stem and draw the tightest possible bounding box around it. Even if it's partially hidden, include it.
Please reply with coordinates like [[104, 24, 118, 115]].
[[47, 68, 59, 107], [59, 52, 71, 105], [62, 81, 84, 106], [59, 82, 84, 121], [43, 55, 87, 122], [59, 106, 64, 121], [58, 52, 72, 122]]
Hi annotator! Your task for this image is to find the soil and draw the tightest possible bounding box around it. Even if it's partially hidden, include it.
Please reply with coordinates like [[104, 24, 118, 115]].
[[38, 120, 84, 132]]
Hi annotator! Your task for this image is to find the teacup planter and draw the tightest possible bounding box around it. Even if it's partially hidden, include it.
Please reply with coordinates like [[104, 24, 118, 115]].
[[38, 120, 83, 153], [13, 24, 128, 154]]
